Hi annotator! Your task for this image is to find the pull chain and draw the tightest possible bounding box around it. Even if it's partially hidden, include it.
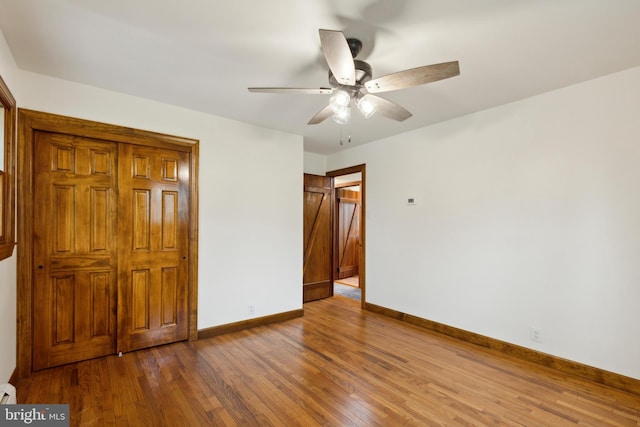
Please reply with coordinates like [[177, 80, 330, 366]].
[[338, 124, 352, 147]]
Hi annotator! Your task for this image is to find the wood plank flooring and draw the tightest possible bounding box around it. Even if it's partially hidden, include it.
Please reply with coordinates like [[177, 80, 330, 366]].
[[15, 297, 640, 426], [335, 274, 359, 287]]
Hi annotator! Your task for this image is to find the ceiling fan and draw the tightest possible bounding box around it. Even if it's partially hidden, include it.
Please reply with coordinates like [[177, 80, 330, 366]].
[[248, 29, 460, 125]]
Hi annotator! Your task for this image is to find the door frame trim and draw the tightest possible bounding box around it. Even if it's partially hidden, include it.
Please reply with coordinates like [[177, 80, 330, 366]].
[[16, 109, 200, 377], [327, 164, 365, 307]]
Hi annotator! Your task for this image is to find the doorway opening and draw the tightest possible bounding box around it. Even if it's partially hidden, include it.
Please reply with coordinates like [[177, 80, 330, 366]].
[[327, 165, 365, 306]]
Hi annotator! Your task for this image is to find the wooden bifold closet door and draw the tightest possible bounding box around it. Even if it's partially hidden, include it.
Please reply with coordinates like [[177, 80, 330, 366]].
[[32, 131, 190, 370], [33, 132, 118, 370], [117, 143, 189, 353]]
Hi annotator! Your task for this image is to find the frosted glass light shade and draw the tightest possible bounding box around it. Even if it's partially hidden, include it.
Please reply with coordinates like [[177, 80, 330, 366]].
[[356, 94, 377, 119], [332, 105, 350, 125], [330, 90, 351, 113]]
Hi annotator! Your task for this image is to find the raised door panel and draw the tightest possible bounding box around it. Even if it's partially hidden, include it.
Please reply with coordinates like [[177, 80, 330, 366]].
[[33, 132, 117, 370], [117, 144, 189, 352]]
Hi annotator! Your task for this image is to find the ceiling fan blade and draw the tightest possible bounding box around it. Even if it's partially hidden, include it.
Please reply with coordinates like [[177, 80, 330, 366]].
[[248, 87, 333, 94], [365, 61, 460, 93], [366, 94, 412, 122], [308, 104, 334, 125], [319, 29, 356, 86]]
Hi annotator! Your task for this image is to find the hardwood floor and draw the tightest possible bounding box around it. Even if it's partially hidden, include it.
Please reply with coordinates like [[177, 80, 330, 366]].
[[16, 297, 640, 426], [335, 274, 359, 287]]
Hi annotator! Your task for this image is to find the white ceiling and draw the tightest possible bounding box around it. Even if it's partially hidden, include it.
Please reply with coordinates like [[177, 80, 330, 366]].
[[1, 0, 640, 155]]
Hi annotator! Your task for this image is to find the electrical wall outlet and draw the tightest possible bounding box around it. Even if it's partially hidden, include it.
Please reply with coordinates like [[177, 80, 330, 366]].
[[530, 327, 543, 343]]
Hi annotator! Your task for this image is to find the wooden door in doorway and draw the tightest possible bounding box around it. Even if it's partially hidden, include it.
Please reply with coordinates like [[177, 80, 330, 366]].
[[336, 188, 360, 280], [33, 132, 118, 370], [117, 144, 190, 353], [303, 174, 333, 302]]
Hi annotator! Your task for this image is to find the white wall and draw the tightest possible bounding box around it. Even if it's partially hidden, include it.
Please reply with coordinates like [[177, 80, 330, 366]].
[[18, 71, 303, 331], [0, 29, 18, 383], [328, 66, 640, 380], [303, 151, 327, 175]]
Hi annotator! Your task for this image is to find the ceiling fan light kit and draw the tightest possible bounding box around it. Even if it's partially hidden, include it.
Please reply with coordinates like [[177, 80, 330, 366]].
[[248, 29, 460, 126]]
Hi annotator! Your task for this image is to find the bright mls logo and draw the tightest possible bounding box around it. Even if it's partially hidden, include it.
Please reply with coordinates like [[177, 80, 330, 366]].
[[1, 405, 69, 426]]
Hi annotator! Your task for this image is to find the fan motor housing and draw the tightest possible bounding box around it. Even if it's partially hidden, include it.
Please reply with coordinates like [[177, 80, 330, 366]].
[[346, 38, 363, 58], [328, 59, 372, 88]]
